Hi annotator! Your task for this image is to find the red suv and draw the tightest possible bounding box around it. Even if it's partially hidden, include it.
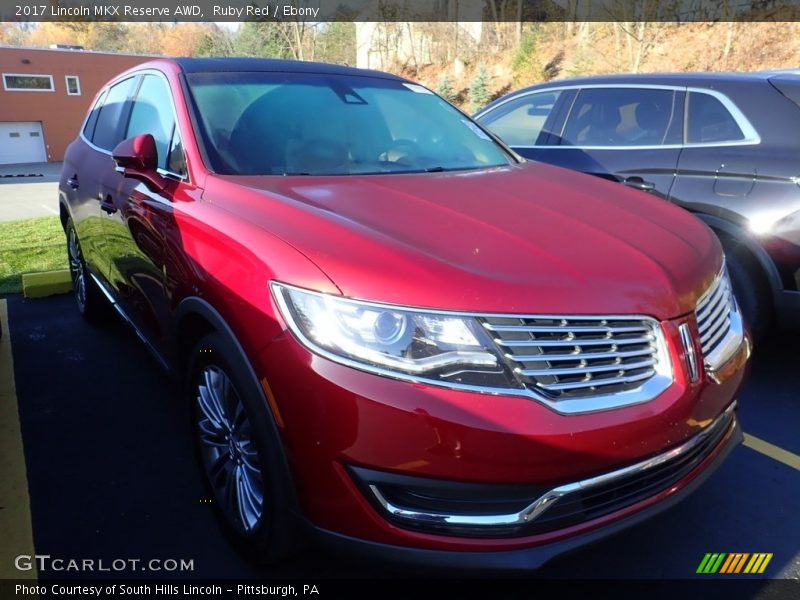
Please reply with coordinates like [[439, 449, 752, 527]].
[[59, 58, 750, 569]]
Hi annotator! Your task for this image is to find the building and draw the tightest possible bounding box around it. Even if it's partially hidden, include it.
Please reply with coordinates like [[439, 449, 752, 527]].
[[0, 46, 155, 164]]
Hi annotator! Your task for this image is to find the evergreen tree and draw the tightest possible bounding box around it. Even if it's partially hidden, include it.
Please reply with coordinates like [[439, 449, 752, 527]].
[[469, 64, 490, 112], [436, 74, 457, 103]]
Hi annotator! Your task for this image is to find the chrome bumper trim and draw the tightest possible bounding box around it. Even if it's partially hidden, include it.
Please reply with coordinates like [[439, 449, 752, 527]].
[[368, 401, 737, 530]]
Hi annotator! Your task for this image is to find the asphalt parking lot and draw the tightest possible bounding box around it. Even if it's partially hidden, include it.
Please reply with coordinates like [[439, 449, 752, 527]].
[[0, 293, 798, 583]]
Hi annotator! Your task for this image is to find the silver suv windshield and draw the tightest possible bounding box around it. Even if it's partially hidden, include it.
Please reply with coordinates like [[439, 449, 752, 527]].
[[186, 71, 513, 176]]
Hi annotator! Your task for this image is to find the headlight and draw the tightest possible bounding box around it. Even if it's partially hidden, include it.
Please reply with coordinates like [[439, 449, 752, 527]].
[[271, 282, 519, 388]]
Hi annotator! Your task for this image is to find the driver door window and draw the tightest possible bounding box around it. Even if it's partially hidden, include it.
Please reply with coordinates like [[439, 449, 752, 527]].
[[126, 74, 185, 175], [481, 91, 563, 147]]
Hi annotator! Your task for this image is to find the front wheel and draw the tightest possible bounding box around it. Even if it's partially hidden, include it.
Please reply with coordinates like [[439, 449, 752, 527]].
[[188, 332, 298, 562]]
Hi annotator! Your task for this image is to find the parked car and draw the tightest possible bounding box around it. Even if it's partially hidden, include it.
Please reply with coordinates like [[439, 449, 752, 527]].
[[476, 72, 800, 339], [59, 58, 750, 569]]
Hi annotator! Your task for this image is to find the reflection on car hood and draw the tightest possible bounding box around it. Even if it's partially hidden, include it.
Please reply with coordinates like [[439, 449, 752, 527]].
[[208, 162, 721, 319]]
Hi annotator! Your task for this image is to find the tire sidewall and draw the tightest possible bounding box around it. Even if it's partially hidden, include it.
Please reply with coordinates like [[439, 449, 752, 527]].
[[726, 250, 770, 341], [186, 331, 296, 561]]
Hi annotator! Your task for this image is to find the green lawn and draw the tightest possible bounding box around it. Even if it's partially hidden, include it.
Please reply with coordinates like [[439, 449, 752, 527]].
[[0, 216, 68, 295]]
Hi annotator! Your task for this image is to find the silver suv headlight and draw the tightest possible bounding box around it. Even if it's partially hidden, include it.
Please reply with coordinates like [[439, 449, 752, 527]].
[[271, 282, 518, 388]]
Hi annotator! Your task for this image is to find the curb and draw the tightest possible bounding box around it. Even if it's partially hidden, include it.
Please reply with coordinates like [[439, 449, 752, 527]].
[[21, 270, 72, 299]]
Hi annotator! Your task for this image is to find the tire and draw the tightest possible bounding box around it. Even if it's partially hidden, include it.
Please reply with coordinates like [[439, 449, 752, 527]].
[[65, 218, 107, 321], [187, 332, 298, 563], [726, 248, 772, 342]]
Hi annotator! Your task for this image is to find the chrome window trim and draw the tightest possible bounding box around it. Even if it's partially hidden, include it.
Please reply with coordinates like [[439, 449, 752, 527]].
[[476, 83, 761, 150], [271, 281, 674, 415], [368, 401, 736, 530], [79, 69, 190, 183]]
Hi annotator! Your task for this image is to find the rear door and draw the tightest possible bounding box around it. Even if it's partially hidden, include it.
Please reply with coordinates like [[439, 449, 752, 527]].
[[669, 87, 765, 215], [551, 86, 683, 198], [62, 76, 138, 281]]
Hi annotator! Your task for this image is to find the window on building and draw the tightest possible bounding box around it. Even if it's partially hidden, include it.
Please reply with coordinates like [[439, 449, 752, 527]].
[[3, 73, 55, 92], [65, 75, 81, 96]]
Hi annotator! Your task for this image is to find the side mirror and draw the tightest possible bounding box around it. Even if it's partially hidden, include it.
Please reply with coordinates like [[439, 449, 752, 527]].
[[112, 134, 167, 192]]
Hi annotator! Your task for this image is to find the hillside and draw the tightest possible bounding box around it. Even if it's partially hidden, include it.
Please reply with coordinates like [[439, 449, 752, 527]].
[[408, 22, 800, 111], [3, 21, 800, 112]]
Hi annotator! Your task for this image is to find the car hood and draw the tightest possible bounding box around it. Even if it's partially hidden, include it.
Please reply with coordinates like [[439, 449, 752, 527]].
[[206, 163, 721, 320]]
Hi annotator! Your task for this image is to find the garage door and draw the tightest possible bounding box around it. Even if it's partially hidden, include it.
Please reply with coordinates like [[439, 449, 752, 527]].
[[0, 122, 47, 165]]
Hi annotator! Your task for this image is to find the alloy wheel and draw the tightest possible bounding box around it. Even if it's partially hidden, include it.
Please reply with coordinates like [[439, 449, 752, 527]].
[[67, 227, 87, 312], [195, 365, 265, 534]]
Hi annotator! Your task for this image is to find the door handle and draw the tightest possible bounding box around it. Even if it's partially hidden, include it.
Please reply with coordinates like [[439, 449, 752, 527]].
[[622, 177, 656, 192], [99, 194, 118, 215], [67, 175, 79, 190]]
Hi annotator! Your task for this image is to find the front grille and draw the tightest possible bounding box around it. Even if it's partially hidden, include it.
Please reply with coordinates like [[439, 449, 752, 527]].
[[695, 269, 734, 358], [482, 316, 665, 400]]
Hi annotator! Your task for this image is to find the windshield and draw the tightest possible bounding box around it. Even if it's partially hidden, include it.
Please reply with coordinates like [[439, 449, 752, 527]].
[[186, 71, 513, 176]]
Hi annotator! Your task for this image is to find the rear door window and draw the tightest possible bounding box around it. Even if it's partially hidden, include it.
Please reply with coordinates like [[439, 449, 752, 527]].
[[82, 89, 108, 142], [685, 92, 745, 143], [91, 76, 137, 151], [562, 88, 678, 147]]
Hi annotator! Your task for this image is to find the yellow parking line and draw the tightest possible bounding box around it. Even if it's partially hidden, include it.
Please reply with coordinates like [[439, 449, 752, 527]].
[[744, 433, 800, 472], [0, 299, 37, 579]]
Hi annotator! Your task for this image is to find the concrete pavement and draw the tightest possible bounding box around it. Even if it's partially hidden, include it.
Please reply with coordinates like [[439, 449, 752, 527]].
[[0, 162, 61, 223]]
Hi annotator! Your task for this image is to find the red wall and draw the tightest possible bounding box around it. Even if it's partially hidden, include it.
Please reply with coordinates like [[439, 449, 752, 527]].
[[0, 46, 156, 161]]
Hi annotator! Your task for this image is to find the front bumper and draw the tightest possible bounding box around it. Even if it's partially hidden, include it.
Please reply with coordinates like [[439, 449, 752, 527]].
[[258, 313, 749, 560], [312, 413, 742, 570]]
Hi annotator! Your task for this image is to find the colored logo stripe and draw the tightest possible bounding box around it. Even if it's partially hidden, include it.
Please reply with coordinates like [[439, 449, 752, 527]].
[[697, 553, 726, 573], [697, 553, 773, 575], [744, 553, 773, 574]]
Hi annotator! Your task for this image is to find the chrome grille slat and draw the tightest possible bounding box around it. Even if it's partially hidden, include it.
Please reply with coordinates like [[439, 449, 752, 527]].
[[484, 324, 650, 334], [536, 370, 655, 391], [494, 335, 655, 348], [697, 287, 730, 335], [484, 315, 667, 403], [702, 318, 732, 353], [696, 281, 726, 317], [695, 266, 736, 359], [517, 358, 657, 377], [506, 348, 655, 362], [699, 307, 731, 346]]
